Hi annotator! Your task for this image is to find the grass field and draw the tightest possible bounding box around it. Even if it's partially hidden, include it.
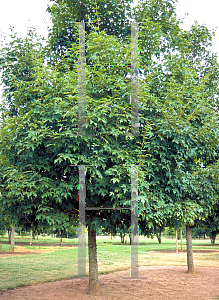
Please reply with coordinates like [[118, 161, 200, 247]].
[[0, 234, 219, 292]]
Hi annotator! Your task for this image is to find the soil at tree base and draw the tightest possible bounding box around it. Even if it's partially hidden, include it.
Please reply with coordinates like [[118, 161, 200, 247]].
[[1, 266, 219, 300]]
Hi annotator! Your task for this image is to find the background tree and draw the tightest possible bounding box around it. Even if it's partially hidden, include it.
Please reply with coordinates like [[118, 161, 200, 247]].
[[193, 202, 219, 246], [46, 0, 134, 64]]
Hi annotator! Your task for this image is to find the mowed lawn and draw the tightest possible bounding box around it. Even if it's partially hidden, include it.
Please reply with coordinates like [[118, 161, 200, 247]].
[[0, 235, 219, 292]]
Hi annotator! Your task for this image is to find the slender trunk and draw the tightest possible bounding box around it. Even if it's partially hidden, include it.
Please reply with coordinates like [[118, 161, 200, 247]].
[[33, 232, 35, 239], [110, 233, 112, 240], [176, 230, 178, 253], [186, 225, 195, 273], [122, 234, 125, 243], [8, 228, 11, 243], [30, 230, 32, 246], [37, 235, 38, 240], [210, 232, 217, 246], [211, 238, 215, 246], [157, 232, 161, 244], [120, 233, 125, 244], [204, 233, 205, 239], [180, 227, 183, 251], [0, 244, 2, 253], [59, 232, 62, 245], [88, 225, 99, 295], [11, 227, 15, 253]]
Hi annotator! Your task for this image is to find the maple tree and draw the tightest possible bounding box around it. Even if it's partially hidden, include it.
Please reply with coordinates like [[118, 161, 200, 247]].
[[1, 0, 219, 294]]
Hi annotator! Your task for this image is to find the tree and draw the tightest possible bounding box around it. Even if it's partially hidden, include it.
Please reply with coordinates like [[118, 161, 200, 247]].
[[193, 201, 219, 246], [0, 25, 146, 294], [133, 0, 219, 273], [1, 0, 219, 294], [46, 0, 134, 64]]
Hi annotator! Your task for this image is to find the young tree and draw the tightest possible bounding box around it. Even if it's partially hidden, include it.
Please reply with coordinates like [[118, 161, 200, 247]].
[[133, 0, 219, 273], [0, 25, 147, 294], [1, 0, 219, 295]]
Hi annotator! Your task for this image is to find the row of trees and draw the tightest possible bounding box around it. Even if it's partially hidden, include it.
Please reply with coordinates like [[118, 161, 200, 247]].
[[1, 0, 219, 295], [1, 221, 218, 244]]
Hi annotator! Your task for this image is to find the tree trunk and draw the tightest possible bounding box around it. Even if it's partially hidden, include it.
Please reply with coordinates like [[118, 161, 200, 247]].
[[37, 235, 38, 240], [186, 225, 195, 273], [122, 234, 125, 244], [59, 231, 62, 245], [33, 232, 35, 239], [120, 233, 125, 244], [88, 225, 99, 295], [204, 233, 205, 239], [180, 227, 183, 251], [8, 228, 11, 243], [11, 227, 15, 253], [110, 233, 112, 240], [30, 230, 32, 246], [157, 232, 161, 244], [176, 230, 178, 253], [210, 232, 217, 246]]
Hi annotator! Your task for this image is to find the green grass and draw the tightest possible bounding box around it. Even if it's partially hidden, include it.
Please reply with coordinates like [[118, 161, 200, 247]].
[[0, 248, 79, 291], [0, 234, 78, 245], [0, 235, 219, 292], [0, 243, 11, 252]]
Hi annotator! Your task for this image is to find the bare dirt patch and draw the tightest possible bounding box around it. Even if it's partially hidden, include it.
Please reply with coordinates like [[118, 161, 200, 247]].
[[0, 245, 59, 257], [0, 266, 219, 300], [149, 249, 219, 254], [1, 241, 77, 247], [142, 250, 219, 268], [0, 241, 77, 257]]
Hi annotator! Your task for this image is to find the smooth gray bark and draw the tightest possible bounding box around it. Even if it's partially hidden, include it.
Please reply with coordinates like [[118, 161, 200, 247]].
[[11, 227, 15, 253], [186, 225, 195, 273], [88, 225, 99, 295]]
